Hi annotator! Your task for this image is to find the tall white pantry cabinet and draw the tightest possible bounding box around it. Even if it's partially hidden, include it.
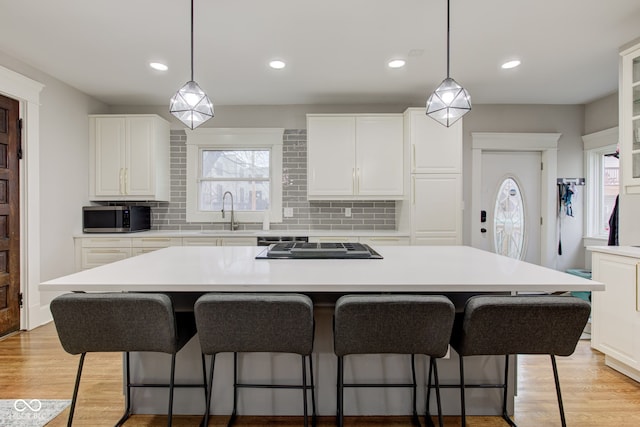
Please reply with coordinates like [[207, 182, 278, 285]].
[[89, 114, 170, 201], [404, 108, 463, 245]]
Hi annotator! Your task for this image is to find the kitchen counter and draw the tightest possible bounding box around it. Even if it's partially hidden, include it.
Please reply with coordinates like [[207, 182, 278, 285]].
[[40, 245, 600, 418], [74, 229, 411, 238], [587, 245, 640, 258], [42, 245, 600, 293]]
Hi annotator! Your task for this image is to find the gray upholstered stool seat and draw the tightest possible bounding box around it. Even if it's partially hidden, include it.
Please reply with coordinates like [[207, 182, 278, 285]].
[[50, 292, 206, 427], [194, 293, 316, 427], [449, 295, 591, 427], [333, 294, 455, 427]]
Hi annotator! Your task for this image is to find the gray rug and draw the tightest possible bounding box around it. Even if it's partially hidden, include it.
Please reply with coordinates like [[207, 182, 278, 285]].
[[0, 400, 70, 426]]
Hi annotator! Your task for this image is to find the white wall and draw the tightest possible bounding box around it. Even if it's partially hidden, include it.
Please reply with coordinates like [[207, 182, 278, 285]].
[[0, 50, 108, 325]]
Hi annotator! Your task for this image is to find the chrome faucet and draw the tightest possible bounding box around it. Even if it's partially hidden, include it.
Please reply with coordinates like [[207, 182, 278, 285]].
[[221, 191, 239, 231]]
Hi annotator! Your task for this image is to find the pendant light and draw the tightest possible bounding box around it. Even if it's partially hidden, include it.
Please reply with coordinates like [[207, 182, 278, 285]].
[[170, 0, 214, 129], [426, 0, 471, 127]]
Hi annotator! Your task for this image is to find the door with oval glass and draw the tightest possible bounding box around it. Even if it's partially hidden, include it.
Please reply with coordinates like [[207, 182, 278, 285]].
[[479, 151, 541, 264]]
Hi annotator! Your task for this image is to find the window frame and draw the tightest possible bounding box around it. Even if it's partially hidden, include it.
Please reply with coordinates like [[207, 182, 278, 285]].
[[583, 127, 619, 240], [185, 128, 283, 224]]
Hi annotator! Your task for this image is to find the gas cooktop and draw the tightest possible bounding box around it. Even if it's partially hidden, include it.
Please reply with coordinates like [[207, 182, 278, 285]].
[[256, 242, 383, 259]]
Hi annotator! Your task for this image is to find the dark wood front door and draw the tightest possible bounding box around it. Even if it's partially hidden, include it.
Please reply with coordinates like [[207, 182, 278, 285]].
[[0, 94, 20, 336]]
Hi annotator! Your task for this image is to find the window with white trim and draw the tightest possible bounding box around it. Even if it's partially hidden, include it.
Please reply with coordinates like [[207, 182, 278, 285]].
[[186, 128, 283, 223], [584, 128, 619, 239]]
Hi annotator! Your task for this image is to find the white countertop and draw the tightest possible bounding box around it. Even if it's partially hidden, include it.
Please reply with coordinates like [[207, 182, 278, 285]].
[[74, 230, 410, 238], [587, 245, 640, 258], [41, 245, 602, 293]]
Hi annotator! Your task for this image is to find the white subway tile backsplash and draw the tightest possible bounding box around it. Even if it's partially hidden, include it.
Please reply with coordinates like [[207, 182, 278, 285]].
[[133, 129, 396, 231]]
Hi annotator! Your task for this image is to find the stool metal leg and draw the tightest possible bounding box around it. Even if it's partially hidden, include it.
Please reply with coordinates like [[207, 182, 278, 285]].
[[67, 352, 86, 427], [410, 354, 421, 427], [500, 355, 517, 427], [301, 355, 309, 427], [201, 353, 208, 405], [425, 356, 434, 427], [432, 358, 444, 427], [551, 355, 567, 427], [167, 353, 177, 427], [203, 354, 216, 427], [228, 352, 239, 427], [115, 352, 133, 427], [337, 355, 344, 427], [309, 354, 317, 427], [459, 354, 466, 427]]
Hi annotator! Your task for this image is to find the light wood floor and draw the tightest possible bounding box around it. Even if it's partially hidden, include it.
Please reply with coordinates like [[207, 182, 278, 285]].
[[1, 323, 639, 426]]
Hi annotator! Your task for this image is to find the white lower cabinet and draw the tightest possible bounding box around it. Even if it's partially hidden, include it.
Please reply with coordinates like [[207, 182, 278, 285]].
[[309, 236, 409, 246], [591, 251, 640, 381], [411, 174, 462, 245], [219, 237, 257, 246], [131, 237, 182, 256], [181, 237, 257, 246], [75, 237, 133, 271], [359, 236, 410, 246]]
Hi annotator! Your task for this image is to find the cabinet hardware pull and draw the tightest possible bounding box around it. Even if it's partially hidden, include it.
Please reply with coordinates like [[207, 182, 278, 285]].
[[352, 168, 356, 195], [412, 144, 416, 171], [636, 263, 639, 312], [412, 176, 416, 205], [356, 168, 360, 194], [124, 168, 128, 195]]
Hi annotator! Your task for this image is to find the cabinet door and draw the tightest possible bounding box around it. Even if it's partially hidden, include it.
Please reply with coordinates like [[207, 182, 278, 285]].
[[591, 253, 640, 369], [411, 174, 462, 245], [356, 116, 403, 197], [307, 116, 356, 198], [182, 237, 220, 246], [621, 45, 640, 193], [93, 117, 126, 196], [407, 109, 462, 174], [126, 117, 155, 196], [359, 237, 410, 246], [80, 247, 131, 270], [219, 237, 257, 246]]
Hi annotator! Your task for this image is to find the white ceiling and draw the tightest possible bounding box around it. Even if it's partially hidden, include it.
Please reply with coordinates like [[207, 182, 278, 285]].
[[0, 0, 639, 107]]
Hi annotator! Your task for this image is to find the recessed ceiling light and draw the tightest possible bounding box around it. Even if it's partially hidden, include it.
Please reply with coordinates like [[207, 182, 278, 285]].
[[149, 62, 168, 71], [269, 60, 286, 69], [501, 60, 521, 69], [388, 59, 406, 69]]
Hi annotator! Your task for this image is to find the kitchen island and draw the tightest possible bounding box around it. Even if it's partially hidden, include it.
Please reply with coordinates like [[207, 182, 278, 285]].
[[41, 245, 601, 417]]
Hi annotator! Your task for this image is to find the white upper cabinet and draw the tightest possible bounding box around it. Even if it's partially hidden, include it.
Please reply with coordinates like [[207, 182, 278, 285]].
[[89, 114, 170, 201], [307, 114, 403, 200], [620, 41, 640, 193], [404, 108, 462, 174]]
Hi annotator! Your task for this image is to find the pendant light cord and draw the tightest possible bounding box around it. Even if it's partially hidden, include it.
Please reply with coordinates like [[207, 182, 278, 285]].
[[446, 0, 450, 78], [190, 0, 194, 81]]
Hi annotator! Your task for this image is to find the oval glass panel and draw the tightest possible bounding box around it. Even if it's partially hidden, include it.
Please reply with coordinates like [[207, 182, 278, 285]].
[[493, 177, 525, 259]]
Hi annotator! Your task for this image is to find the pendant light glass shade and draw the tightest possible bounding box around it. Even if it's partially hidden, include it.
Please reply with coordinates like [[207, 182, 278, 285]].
[[426, 77, 471, 127], [426, 0, 471, 127], [170, 80, 214, 129], [169, 0, 213, 129]]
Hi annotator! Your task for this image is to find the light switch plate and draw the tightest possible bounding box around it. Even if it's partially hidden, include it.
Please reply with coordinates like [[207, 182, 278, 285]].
[[345, 207, 351, 217], [284, 207, 294, 218]]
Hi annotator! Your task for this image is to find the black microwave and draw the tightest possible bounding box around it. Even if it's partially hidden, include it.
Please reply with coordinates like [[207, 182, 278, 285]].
[[83, 206, 151, 233]]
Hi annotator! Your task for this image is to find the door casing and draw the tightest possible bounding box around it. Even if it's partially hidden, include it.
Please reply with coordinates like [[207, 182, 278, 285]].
[[471, 132, 560, 269]]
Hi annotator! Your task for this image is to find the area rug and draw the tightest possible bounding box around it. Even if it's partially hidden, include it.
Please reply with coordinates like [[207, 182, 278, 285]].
[[0, 399, 70, 427]]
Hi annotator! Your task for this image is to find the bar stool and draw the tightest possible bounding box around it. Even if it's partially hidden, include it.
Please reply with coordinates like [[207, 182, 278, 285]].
[[449, 295, 591, 427], [194, 293, 316, 427], [333, 294, 455, 427], [50, 292, 207, 427]]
